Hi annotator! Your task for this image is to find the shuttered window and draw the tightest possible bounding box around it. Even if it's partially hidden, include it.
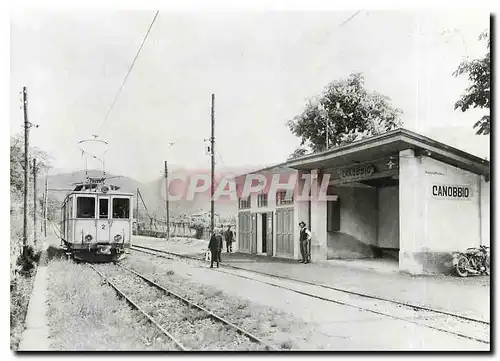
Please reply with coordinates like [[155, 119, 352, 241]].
[[239, 196, 251, 209], [276, 191, 293, 206], [257, 194, 268, 207]]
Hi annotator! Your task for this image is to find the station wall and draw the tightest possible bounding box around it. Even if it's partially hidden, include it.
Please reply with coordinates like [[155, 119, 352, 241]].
[[327, 185, 377, 259], [480, 177, 490, 247], [399, 151, 488, 274], [377, 186, 399, 250]]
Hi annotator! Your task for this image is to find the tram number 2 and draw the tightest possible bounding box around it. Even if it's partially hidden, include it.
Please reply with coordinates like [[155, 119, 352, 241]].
[[101, 224, 106, 230]]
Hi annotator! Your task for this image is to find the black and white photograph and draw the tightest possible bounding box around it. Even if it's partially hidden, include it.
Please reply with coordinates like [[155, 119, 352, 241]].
[[7, 3, 492, 352]]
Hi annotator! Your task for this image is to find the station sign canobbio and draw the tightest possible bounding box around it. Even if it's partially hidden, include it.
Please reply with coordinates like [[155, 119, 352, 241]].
[[431, 184, 472, 200], [338, 164, 375, 183]]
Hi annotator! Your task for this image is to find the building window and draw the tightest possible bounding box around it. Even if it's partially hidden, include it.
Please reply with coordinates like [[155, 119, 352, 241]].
[[257, 194, 268, 207], [276, 191, 293, 206], [239, 196, 251, 209], [112, 198, 130, 219], [327, 199, 341, 232]]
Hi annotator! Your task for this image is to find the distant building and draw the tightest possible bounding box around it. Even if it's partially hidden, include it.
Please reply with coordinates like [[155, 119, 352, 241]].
[[235, 128, 490, 275], [191, 211, 220, 224]]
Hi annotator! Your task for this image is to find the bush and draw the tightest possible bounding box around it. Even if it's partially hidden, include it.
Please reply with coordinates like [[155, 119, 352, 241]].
[[16, 246, 41, 275]]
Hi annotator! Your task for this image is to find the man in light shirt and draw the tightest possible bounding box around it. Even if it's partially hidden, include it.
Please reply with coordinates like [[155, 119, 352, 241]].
[[299, 221, 312, 264]]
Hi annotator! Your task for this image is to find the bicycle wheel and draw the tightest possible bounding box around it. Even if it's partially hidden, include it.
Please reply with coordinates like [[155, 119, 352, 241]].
[[485, 256, 490, 276], [455, 255, 469, 277]]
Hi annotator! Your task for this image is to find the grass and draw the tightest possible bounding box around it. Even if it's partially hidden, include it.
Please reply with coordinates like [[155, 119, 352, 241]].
[[46, 259, 178, 350], [10, 187, 42, 350], [10, 271, 36, 350]]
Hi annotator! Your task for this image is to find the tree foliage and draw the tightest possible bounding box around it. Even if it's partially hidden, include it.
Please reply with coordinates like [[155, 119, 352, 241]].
[[288, 147, 308, 160], [10, 134, 53, 276], [10, 134, 53, 193], [287, 73, 403, 154], [453, 30, 490, 135]]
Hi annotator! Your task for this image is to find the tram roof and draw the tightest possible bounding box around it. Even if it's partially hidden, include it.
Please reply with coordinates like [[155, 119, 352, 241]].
[[62, 190, 134, 203]]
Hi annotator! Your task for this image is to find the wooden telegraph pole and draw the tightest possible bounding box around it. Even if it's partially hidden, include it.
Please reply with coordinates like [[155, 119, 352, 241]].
[[21, 87, 38, 255], [33, 158, 38, 246], [164, 161, 170, 239], [41, 181, 45, 233], [22, 87, 30, 256], [44, 177, 48, 237], [210, 94, 215, 235], [136, 188, 139, 230]]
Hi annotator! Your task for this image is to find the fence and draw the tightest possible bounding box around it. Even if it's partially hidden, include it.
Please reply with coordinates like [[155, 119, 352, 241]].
[[134, 219, 236, 240]]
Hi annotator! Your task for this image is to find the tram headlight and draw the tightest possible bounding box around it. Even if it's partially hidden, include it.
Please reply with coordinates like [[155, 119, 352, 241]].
[[114, 234, 122, 242], [84, 234, 93, 243]]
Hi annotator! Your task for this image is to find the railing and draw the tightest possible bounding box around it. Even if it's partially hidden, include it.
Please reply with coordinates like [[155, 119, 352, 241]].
[[134, 220, 236, 240]]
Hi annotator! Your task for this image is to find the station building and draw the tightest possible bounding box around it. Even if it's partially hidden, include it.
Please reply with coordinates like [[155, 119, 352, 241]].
[[234, 128, 490, 275]]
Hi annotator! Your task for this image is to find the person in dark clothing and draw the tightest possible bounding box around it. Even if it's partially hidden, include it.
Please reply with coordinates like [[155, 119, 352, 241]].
[[208, 229, 223, 268], [224, 225, 234, 253], [299, 221, 312, 264]]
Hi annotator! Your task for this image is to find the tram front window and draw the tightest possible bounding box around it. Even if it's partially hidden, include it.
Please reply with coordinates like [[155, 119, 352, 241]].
[[112, 198, 130, 219], [77, 197, 96, 219], [99, 199, 109, 219]]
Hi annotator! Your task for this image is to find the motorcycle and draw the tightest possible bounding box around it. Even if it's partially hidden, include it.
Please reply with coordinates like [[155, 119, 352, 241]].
[[452, 245, 490, 277]]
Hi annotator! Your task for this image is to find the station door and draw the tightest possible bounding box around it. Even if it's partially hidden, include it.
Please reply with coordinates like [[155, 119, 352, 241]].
[[276, 207, 294, 257], [238, 212, 252, 253]]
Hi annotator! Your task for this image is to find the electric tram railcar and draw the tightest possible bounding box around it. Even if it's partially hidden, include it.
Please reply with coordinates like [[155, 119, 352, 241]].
[[60, 177, 133, 262]]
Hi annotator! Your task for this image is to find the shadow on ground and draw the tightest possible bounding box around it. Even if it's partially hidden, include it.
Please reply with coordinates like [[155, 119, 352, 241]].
[[46, 246, 67, 262]]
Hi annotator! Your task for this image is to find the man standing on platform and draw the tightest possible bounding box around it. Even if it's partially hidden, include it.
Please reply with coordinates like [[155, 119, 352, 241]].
[[299, 221, 312, 264], [208, 228, 223, 268], [224, 225, 234, 253]]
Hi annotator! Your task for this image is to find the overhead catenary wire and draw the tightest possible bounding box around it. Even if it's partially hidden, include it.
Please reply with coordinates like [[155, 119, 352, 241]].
[[215, 150, 229, 173], [97, 10, 160, 133], [337, 10, 362, 28]]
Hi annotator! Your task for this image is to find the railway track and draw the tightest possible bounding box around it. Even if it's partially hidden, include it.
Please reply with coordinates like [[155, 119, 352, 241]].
[[130, 244, 490, 345], [88, 262, 278, 351]]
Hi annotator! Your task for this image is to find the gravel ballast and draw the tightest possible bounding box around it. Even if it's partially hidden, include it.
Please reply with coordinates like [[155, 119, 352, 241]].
[[98, 264, 265, 351], [46, 259, 178, 350]]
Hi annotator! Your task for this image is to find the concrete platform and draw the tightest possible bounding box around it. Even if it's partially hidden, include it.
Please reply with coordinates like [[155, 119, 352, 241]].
[[321, 258, 400, 274], [17, 251, 50, 351], [219, 252, 490, 322], [132, 235, 490, 323], [17, 231, 56, 351]]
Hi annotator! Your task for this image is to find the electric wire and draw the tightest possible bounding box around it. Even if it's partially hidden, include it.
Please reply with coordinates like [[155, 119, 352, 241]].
[[97, 10, 160, 133], [337, 10, 362, 28]]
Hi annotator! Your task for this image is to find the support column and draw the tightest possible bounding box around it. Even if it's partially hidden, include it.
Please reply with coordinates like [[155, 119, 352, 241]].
[[310, 169, 327, 262], [294, 171, 309, 260], [398, 149, 424, 275]]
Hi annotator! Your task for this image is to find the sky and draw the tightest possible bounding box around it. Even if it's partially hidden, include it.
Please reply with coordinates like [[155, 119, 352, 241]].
[[10, 10, 491, 182]]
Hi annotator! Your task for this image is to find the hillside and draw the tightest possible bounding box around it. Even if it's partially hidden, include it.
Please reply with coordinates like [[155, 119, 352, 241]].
[[43, 164, 268, 219]]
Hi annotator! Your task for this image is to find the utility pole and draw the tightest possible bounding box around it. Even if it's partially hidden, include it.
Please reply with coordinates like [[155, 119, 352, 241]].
[[33, 158, 37, 246], [164, 161, 170, 239], [320, 102, 329, 150], [326, 121, 329, 150], [44, 177, 48, 237], [41, 181, 45, 233], [22, 87, 30, 256], [210, 94, 215, 235], [136, 188, 139, 230]]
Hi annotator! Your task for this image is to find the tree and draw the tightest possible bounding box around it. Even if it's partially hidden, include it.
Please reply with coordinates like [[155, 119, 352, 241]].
[[453, 30, 490, 135], [288, 147, 308, 160], [10, 134, 53, 193], [287, 73, 403, 154]]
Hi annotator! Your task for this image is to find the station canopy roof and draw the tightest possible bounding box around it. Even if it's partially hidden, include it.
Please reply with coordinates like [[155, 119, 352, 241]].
[[284, 128, 490, 177]]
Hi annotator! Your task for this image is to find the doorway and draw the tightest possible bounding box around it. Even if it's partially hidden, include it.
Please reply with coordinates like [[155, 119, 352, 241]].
[[261, 214, 267, 253], [260, 212, 273, 256]]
